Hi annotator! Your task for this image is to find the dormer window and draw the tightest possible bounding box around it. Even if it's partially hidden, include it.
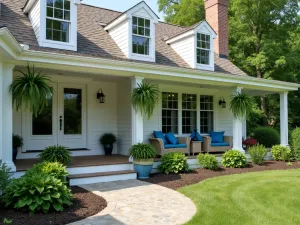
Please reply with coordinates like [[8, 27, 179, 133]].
[[46, 0, 70, 43], [132, 16, 150, 55], [197, 33, 210, 65]]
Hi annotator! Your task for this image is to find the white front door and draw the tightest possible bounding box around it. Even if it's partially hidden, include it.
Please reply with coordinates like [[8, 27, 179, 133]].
[[22, 83, 87, 151]]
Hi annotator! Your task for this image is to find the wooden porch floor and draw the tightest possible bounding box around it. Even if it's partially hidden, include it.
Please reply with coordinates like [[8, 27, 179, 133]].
[[15, 155, 130, 172]]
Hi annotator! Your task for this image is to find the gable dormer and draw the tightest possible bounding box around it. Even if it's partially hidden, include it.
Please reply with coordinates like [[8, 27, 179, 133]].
[[105, 1, 159, 63], [24, 0, 80, 51], [166, 21, 216, 71]]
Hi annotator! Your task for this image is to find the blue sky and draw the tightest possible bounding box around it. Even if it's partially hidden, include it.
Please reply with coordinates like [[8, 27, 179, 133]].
[[81, 0, 165, 20]]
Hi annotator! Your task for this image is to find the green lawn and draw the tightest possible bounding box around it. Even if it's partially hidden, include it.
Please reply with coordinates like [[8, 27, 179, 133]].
[[179, 169, 300, 225]]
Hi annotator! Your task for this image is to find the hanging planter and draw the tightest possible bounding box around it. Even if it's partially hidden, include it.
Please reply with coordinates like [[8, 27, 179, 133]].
[[9, 63, 53, 117], [230, 91, 253, 119], [132, 81, 160, 119]]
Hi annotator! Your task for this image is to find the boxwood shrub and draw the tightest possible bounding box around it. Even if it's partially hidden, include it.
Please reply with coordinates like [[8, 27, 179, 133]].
[[197, 154, 219, 170], [252, 127, 280, 148], [222, 150, 247, 168], [158, 152, 189, 174]]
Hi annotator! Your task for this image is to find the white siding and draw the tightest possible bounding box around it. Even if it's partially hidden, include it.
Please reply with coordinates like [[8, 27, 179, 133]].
[[109, 20, 129, 57], [28, 0, 41, 44], [132, 7, 153, 19], [170, 36, 194, 68], [117, 79, 132, 155]]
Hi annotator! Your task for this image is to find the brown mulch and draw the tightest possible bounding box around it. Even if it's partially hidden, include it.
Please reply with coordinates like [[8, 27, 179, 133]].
[[144, 161, 300, 190], [0, 186, 107, 225]]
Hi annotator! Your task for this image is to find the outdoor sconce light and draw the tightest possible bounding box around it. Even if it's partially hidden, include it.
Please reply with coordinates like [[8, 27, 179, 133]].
[[219, 98, 227, 108], [97, 89, 105, 104]]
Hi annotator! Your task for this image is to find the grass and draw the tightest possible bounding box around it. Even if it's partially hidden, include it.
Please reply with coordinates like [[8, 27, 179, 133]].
[[179, 169, 300, 225]]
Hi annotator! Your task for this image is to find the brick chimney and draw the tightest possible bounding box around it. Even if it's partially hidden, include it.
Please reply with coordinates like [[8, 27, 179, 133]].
[[204, 0, 229, 58]]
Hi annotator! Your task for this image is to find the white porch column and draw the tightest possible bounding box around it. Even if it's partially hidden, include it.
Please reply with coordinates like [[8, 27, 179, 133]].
[[232, 87, 245, 153], [0, 63, 16, 171], [280, 92, 289, 147], [131, 77, 144, 144]]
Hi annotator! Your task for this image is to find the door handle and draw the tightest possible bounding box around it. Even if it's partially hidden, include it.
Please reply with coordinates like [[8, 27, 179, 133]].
[[60, 116, 63, 131]]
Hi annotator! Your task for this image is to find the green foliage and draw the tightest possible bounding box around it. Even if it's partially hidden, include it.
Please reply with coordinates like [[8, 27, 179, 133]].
[[252, 127, 280, 148], [38, 145, 72, 166], [246, 106, 268, 136], [0, 160, 12, 193], [99, 133, 117, 145], [26, 162, 68, 182], [291, 127, 300, 160], [271, 145, 291, 161], [3, 218, 12, 224], [197, 154, 219, 170], [129, 143, 157, 161], [131, 81, 160, 120], [222, 150, 247, 168], [10, 63, 54, 117], [13, 134, 24, 148], [230, 92, 253, 119], [2, 173, 72, 214], [248, 145, 267, 165], [158, 152, 190, 174]]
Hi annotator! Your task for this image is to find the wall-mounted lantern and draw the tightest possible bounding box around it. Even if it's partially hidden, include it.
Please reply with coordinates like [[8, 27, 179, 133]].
[[219, 98, 226, 108], [97, 89, 105, 103]]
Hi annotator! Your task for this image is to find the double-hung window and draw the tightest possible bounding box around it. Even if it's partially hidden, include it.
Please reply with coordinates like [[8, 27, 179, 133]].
[[46, 0, 70, 43], [200, 95, 214, 133], [132, 16, 150, 55], [162, 92, 178, 134], [196, 33, 210, 65], [182, 94, 197, 133]]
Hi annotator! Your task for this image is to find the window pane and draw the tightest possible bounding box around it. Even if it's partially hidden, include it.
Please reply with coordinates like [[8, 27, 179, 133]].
[[200, 95, 214, 133], [54, 8, 64, 19], [162, 92, 178, 134], [53, 30, 60, 41], [47, 7, 53, 17], [138, 17, 144, 26], [145, 19, 150, 28], [47, 0, 54, 7], [46, 29, 52, 39], [64, 0, 70, 10], [52, 20, 61, 29], [132, 35, 150, 55], [197, 49, 209, 65], [46, 19, 52, 29], [54, 0, 63, 9], [61, 31, 68, 42], [133, 25, 137, 34], [32, 95, 52, 135], [145, 28, 150, 37], [64, 10, 70, 20], [138, 27, 145, 36]]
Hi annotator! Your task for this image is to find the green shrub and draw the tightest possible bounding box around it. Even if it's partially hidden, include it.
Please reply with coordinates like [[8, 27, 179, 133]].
[[2, 173, 72, 214], [222, 150, 247, 168], [252, 127, 280, 148], [291, 128, 300, 160], [197, 154, 219, 170], [271, 145, 291, 161], [129, 143, 157, 162], [248, 145, 267, 165], [26, 162, 68, 182], [38, 145, 71, 166], [158, 152, 189, 174], [0, 160, 12, 193]]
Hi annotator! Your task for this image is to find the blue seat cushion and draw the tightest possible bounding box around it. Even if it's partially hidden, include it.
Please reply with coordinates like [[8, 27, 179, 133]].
[[210, 131, 225, 143], [190, 130, 203, 142], [153, 131, 168, 145], [165, 132, 178, 145], [211, 142, 230, 147], [164, 144, 187, 149]]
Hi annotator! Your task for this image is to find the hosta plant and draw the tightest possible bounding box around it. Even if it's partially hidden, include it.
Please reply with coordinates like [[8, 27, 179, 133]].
[[132, 81, 160, 119], [222, 150, 247, 168], [38, 145, 72, 166], [158, 152, 190, 174], [9, 63, 53, 117], [2, 173, 72, 214]]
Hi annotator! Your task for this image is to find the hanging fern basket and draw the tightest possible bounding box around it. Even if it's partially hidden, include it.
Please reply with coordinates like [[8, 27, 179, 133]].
[[131, 81, 160, 120], [9, 63, 53, 117], [230, 91, 253, 119]]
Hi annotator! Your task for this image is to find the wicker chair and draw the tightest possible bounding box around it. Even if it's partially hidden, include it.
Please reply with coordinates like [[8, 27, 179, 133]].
[[202, 136, 233, 153], [149, 134, 191, 156]]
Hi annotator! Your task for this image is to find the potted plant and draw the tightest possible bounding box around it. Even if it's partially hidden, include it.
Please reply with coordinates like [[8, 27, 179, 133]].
[[129, 143, 157, 179], [12, 134, 23, 161], [132, 81, 160, 119], [100, 133, 117, 155], [230, 91, 253, 119]]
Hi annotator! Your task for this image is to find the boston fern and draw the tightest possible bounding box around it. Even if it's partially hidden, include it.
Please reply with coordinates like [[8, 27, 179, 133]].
[[9, 63, 53, 117], [39, 145, 72, 166], [129, 143, 157, 162], [230, 91, 253, 119], [132, 81, 160, 119]]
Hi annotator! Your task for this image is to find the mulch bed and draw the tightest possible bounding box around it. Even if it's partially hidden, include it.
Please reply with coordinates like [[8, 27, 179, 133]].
[[0, 186, 107, 225], [144, 161, 300, 190]]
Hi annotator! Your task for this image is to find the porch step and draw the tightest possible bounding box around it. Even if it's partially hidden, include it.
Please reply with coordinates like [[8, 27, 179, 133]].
[[67, 170, 137, 186]]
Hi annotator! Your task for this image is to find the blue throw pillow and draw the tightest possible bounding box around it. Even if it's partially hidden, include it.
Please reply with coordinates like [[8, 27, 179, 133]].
[[211, 131, 225, 143], [195, 132, 203, 142], [165, 132, 178, 145], [153, 131, 168, 144], [190, 130, 203, 141]]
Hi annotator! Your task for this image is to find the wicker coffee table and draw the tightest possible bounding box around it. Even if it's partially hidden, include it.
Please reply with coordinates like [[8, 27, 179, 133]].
[[191, 141, 202, 156]]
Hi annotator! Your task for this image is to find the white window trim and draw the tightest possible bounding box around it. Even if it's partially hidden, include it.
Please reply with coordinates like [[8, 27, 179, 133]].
[[39, 0, 78, 51], [182, 93, 197, 134], [161, 92, 179, 134], [194, 31, 214, 71]]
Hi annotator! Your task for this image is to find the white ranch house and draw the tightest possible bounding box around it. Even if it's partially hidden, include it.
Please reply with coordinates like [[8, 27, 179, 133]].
[[0, 0, 298, 184]]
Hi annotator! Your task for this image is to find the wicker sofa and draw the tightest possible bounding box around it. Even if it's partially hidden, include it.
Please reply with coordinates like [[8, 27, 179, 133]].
[[202, 135, 233, 153], [149, 134, 191, 156]]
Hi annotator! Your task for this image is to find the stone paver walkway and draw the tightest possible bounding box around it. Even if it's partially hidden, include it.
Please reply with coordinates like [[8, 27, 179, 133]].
[[68, 180, 196, 225]]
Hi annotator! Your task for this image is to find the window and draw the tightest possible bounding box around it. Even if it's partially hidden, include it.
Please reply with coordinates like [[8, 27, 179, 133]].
[[162, 92, 178, 134], [200, 95, 214, 133], [197, 33, 210, 65], [132, 16, 150, 55], [46, 0, 70, 43], [182, 94, 197, 133]]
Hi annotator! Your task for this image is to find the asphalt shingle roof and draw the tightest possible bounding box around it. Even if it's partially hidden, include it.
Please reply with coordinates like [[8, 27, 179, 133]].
[[0, 0, 247, 76]]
